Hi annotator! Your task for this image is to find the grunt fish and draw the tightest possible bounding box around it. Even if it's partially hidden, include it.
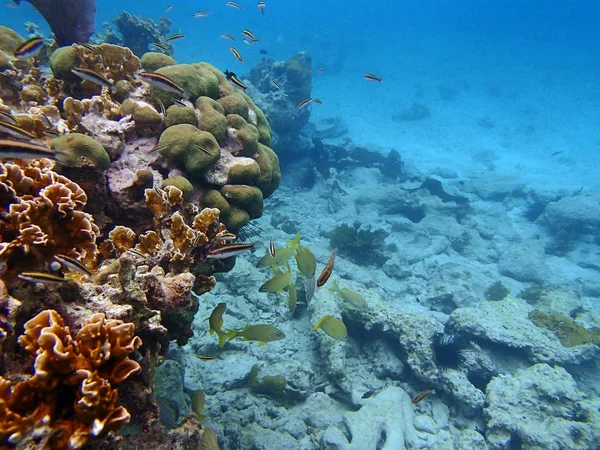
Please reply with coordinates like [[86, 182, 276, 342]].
[[200, 429, 219, 450], [317, 251, 335, 287], [205, 302, 230, 348], [329, 280, 368, 309], [71, 67, 115, 92], [54, 254, 92, 277], [287, 283, 297, 313], [225, 324, 285, 346], [295, 247, 316, 278], [206, 243, 254, 259], [259, 264, 291, 293], [18, 271, 71, 285], [14, 37, 44, 59], [190, 389, 206, 421], [364, 73, 382, 82], [137, 72, 189, 99], [313, 315, 348, 341], [412, 389, 435, 404], [157, 396, 178, 429], [0, 139, 56, 160], [225, 1, 243, 10], [229, 47, 245, 62], [0, 121, 37, 141]]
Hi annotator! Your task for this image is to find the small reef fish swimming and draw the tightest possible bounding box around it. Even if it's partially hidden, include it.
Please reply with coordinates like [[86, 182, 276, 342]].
[[225, 1, 243, 10], [317, 251, 335, 287], [0, 139, 57, 160], [223, 69, 247, 90], [71, 67, 115, 92], [296, 98, 322, 110], [412, 389, 435, 404], [166, 33, 185, 42], [0, 121, 37, 141], [195, 144, 214, 157], [551, 151, 563, 156], [205, 302, 230, 348], [329, 280, 368, 309], [260, 49, 268, 55], [193, 11, 211, 18], [206, 242, 254, 259], [190, 389, 206, 421], [151, 42, 170, 52], [269, 239, 276, 257], [5, 1, 18, 8], [317, 67, 324, 73], [364, 73, 382, 82], [257, 1, 266, 14], [271, 80, 280, 89], [148, 144, 168, 154], [53, 254, 92, 277], [137, 72, 189, 100], [13, 37, 44, 59], [229, 47, 245, 62], [242, 30, 257, 41], [256, 246, 294, 268], [196, 355, 217, 361], [313, 315, 348, 341], [295, 247, 316, 279], [126, 247, 147, 258], [259, 264, 291, 293], [165, 5, 172, 11], [18, 272, 71, 285], [225, 324, 285, 346], [287, 283, 297, 313], [220, 34, 235, 41], [0, 111, 17, 125]]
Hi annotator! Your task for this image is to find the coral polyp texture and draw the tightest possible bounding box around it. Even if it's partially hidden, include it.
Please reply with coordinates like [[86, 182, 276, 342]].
[[0, 309, 141, 449]]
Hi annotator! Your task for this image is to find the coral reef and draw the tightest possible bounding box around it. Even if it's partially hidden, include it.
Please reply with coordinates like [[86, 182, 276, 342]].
[[529, 310, 600, 347], [108, 12, 173, 58], [22, 0, 96, 46], [0, 309, 140, 449]]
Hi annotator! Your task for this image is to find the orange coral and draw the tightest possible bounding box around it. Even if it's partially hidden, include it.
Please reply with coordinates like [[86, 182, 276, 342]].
[[0, 309, 141, 449], [72, 43, 141, 83], [0, 159, 99, 286]]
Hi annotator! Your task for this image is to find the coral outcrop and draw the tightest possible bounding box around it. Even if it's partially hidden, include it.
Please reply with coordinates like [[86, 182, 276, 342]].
[[0, 309, 141, 449]]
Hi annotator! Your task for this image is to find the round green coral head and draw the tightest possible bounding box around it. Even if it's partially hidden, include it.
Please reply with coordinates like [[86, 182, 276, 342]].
[[158, 124, 220, 177], [141, 51, 177, 72], [51, 133, 110, 171]]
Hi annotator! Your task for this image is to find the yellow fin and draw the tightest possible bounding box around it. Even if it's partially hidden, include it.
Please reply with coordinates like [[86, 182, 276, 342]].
[[286, 232, 301, 249]]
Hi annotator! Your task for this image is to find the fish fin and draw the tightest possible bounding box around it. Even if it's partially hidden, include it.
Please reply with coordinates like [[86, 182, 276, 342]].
[[258, 341, 267, 347], [209, 328, 215, 335], [219, 330, 237, 347], [328, 279, 339, 292], [286, 232, 301, 249], [313, 316, 326, 331]]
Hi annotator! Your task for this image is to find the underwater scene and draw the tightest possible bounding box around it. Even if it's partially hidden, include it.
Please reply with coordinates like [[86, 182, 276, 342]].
[[1, 0, 600, 449]]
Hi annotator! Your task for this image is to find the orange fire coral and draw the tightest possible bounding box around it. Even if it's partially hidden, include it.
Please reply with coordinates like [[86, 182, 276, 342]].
[[0, 309, 141, 449], [0, 159, 99, 286]]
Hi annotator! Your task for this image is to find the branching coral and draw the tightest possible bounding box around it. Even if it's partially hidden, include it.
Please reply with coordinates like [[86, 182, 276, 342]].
[[0, 159, 99, 287], [0, 309, 141, 449]]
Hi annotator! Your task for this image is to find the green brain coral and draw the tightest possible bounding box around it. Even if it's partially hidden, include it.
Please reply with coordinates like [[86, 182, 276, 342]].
[[165, 105, 197, 127], [195, 97, 227, 144], [227, 114, 259, 157], [141, 51, 176, 72], [158, 124, 220, 176], [51, 133, 110, 171], [220, 185, 264, 219], [150, 64, 219, 106], [49, 46, 81, 80], [162, 176, 194, 200]]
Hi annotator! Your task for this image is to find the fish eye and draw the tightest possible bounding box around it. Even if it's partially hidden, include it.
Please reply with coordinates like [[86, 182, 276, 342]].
[[276, 332, 281, 337]]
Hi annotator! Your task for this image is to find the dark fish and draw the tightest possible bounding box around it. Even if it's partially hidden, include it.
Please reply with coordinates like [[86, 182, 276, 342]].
[[317, 251, 335, 287], [229, 47, 245, 62], [412, 389, 435, 404], [172, 98, 187, 107], [362, 390, 375, 399], [71, 67, 114, 91], [206, 243, 254, 259], [0, 139, 57, 160], [166, 33, 185, 42], [225, 1, 243, 10], [157, 396, 179, 429], [271, 80, 280, 89], [137, 72, 189, 99], [260, 49, 268, 55], [224, 69, 247, 90], [297, 98, 313, 110], [551, 151, 563, 156], [14, 37, 44, 59], [364, 73, 382, 82], [242, 30, 257, 41]]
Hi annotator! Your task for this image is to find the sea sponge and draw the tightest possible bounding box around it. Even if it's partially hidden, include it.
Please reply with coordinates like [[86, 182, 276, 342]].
[[227, 114, 259, 157], [158, 124, 220, 177], [0, 309, 141, 449], [150, 64, 220, 106], [140, 51, 176, 72], [529, 310, 600, 347], [220, 185, 264, 219], [195, 96, 227, 144], [165, 104, 197, 127], [51, 133, 111, 171], [49, 46, 81, 80]]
